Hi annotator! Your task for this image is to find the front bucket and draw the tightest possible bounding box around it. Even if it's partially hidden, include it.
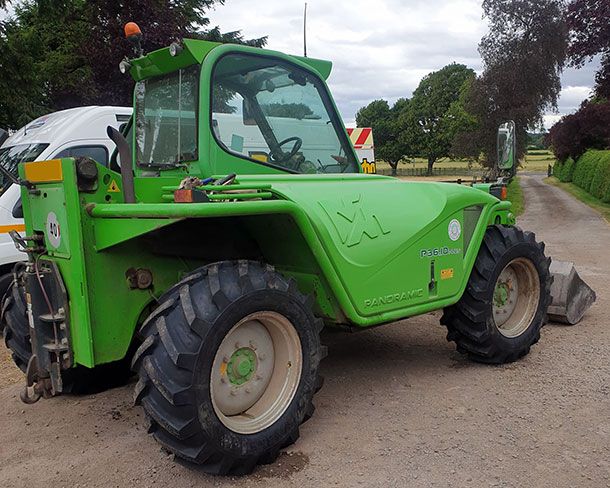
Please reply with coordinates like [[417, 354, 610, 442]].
[[547, 260, 596, 325]]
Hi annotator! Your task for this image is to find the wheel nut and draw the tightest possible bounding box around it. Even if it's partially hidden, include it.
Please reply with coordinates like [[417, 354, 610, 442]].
[[255, 374, 262, 380], [245, 387, 251, 394], [259, 353, 265, 361], [249, 340, 257, 350], [220, 377, 227, 384], [223, 356, 229, 363], [235, 342, 240, 349], [230, 388, 237, 396]]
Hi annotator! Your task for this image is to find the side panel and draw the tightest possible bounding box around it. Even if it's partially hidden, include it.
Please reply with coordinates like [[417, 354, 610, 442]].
[[269, 177, 498, 318], [20, 159, 95, 366]]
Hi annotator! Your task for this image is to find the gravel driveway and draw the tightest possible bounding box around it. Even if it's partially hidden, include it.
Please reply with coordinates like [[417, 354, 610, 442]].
[[1, 173, 608, 487]]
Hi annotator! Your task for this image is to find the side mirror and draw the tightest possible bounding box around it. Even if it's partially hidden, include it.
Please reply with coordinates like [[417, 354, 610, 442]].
[[242, 99, 257, 126], [497, 120, 516, 170], [12, 197, 23, 219], [0, 129, 8, 146]]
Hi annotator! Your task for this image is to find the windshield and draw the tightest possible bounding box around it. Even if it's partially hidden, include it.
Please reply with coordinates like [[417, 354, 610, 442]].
[[211, 53, 360, 174], [135, 64, 199, 168], [0, 143, 49, 189]]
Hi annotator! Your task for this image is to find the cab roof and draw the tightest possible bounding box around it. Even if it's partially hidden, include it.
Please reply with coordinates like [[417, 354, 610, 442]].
[[130, 40, 333, 83]]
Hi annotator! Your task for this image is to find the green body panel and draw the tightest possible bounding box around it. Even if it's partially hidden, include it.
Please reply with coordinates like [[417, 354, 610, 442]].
[[19, 41, 514, 368]]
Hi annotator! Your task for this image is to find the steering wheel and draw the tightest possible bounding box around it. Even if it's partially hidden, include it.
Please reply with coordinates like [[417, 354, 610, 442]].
[[269, 136, 303, 164]]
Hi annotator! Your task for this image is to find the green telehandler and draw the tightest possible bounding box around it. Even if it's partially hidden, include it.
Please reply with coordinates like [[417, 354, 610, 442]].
[[1, 25, 590, 475]]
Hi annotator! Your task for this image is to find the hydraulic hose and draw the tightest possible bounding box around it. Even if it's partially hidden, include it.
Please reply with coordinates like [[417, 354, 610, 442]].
[[106, 126, 136, 204]]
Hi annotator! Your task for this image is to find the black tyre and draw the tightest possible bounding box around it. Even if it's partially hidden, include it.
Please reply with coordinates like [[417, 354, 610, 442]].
[[2, 265, 134, 390], [132, 260, 325, 475], [441, 225, 552, 364], [2, 265, 30, 372], [0, 271, 15, 334]]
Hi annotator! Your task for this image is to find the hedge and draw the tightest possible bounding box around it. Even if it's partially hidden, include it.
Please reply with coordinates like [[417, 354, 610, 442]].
[[554, 157, 575, 182], [556, 150, 610, 204], [573, 151, 603, 192]]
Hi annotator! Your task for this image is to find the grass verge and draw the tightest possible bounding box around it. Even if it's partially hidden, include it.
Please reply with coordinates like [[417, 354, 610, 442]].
[[506, 177, 525, 217], [544, 176, 610, 223]]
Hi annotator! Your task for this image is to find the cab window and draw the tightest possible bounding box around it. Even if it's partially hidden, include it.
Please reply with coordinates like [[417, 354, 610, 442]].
[[210, 53, 359, 174]]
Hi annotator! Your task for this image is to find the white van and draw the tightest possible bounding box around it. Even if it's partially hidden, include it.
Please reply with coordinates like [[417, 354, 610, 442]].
[[0, 106, 132, 298]]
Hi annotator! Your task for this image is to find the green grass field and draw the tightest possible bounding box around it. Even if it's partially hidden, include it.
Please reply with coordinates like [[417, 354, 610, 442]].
[[522, 150, 555, 172], [544, 176, 610, 222], [375, 150, 556, 175]]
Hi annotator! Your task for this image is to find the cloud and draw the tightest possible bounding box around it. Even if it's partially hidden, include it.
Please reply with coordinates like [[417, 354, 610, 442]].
[[1, 0, 600, 131], [209, 0, 598, 131]]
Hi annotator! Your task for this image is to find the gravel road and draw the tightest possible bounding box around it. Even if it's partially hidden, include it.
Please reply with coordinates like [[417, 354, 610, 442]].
[[1, 173, 608, 487]]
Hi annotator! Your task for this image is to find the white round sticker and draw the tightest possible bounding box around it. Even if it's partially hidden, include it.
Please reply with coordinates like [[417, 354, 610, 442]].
[[448, 219, 461, 241], [46, 212, 61, 248]]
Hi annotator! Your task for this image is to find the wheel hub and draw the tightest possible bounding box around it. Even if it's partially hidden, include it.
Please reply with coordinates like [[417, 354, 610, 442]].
[[493, 281, 511, 308], [492, 258, 540, 338], [227, 348, 257, 385], [210, 311, 303, 434]]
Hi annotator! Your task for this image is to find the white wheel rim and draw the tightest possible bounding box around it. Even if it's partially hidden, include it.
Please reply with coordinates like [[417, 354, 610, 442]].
[[210, 311, 302, 434], [492, 257, 540, 338]]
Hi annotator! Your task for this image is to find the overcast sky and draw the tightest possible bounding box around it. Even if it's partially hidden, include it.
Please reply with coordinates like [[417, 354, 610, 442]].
[[1, 0, 599, 130], [207, 0, 598, 129]]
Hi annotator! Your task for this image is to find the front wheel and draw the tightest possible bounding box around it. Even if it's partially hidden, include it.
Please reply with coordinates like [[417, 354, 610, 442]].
[[132, 261, 325, 475], [441, 225, 552, 364]]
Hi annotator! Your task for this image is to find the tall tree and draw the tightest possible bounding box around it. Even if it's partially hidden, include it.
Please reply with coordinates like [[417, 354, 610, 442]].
[[355, 98, 410, 177], [400, 63, 475, 174], [0, 0, 266, 129], [565, 0, 610, 98], [459, 0, 568, 168]]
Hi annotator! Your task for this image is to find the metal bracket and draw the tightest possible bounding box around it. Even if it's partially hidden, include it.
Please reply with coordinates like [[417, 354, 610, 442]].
[[20, 355, 57, 404], [9, 230, 45, 253]]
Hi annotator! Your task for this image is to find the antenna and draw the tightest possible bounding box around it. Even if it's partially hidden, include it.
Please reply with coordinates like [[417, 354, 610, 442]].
[[303, 2, 307, 57]]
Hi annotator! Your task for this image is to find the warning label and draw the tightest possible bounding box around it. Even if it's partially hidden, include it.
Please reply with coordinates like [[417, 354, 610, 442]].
[[441, 268, 454, 280], [108, 180, 120, 192]]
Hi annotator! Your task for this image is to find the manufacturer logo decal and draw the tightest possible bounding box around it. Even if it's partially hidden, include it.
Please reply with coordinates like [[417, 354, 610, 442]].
[[448, 219, 461, 241], [320, 194, 390, 247], [420, 247, 461, 258], [364, 289, 424, 308], [46, 212, 61, 248]]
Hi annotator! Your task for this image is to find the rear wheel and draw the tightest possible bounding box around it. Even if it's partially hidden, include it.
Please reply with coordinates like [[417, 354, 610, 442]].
[[3, 265, 30, 372], [2, 265, 133, 391], [0, 271, 15, 334], [441, 225, 552, 364], [132, 260, 325, 475]]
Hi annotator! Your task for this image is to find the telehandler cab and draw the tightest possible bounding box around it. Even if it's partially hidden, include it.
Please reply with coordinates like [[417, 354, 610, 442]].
[[4, 27, 578, 475]]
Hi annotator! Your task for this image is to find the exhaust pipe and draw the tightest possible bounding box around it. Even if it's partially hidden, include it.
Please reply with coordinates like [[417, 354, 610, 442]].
[[548, 260, 596, 325], [106, 126, 136, 204]]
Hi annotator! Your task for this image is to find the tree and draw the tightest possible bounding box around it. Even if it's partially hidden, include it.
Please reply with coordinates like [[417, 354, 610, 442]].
[[0, 0, 266, 129], [355, 98, 410, 176], [400, 63, 475, 174], [527, 132, 548, 150], [459, 0, 567, 168], [547, 100, 610, 161], [566, 0, 610, 98]]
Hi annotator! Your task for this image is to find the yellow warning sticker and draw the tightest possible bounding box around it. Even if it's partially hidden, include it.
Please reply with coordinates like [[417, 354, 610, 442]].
[[220, 363, 227, 376], [108, 180, 120, 192], [441, 268, 454, 280]]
